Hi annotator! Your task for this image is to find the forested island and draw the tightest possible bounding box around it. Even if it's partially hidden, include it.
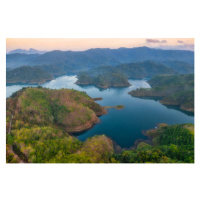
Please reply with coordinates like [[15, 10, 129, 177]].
[[6, 87, 194, 163], [129, 74, 194, 112], [76, 71, 131, 89], [6, 66, 53, 84]]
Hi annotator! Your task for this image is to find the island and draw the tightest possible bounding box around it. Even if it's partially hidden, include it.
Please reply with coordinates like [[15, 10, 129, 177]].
[[104, 105, 125, 110], [92, 97, 103, 101], [76, 71, 131, 89], [128, 74, 194, 112], [6, 66, 53, 84]]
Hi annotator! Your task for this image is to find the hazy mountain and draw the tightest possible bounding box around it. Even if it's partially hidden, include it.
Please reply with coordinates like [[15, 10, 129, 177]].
[[6, 53, 40, 69], [8, 48, 46, 55], [160, 60, 194, 74], [6, 47, 194, 72]]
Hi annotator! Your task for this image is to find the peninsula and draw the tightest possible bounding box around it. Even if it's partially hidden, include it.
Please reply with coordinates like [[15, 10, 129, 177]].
[[128, 74, 194, 112]]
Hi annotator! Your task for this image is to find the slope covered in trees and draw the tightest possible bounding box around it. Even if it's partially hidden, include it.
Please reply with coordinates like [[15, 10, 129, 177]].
[[76, 71, 131, 89], [161, 60, 194, 74], [113, 61, 177, 78], [76, 61, 177, 88], [6, 87, 106, 133], [6, 66, 53, 84], [6, 87, 113, 163], [113, 124, 194, 163], [128, 74, 194, 112]]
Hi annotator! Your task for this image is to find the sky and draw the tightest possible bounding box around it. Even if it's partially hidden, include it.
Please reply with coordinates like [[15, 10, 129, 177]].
[[6, 38, 194, 53]]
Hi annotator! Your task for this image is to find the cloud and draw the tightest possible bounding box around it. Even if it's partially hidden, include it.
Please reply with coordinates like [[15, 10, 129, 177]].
[[146, 39, 167, 43], [177, 40, 184, 43], [154, 43, 194, 51]]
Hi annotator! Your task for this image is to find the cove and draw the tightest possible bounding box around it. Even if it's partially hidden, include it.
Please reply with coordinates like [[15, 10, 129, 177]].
[[6, 75, 194, 148]]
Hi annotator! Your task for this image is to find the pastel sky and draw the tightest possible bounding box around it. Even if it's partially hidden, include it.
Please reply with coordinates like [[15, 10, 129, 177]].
[[6, 38, 194, 53]]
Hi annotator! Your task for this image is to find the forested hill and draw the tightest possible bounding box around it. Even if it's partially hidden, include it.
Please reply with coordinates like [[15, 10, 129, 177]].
[[6, 87, 107, 133], [6, 47, 194, 72], [114, 123, 194, 163], [160, 61, 194, 74], [76, 71, 131, 89], [75, 61, 177, 88], [6, 87, 112, 163], [6, 66, 53, 84], [112, 61, 177, 78], [129, 74, 194, 112]]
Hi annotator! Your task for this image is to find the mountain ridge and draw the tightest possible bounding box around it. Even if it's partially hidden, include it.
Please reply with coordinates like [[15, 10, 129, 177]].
[[8, 48, 46, 55], [6, 46, 194, 71]]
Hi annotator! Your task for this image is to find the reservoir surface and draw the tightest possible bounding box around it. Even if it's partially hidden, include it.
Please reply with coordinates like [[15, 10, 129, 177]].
[[6, 75, 194, 148]]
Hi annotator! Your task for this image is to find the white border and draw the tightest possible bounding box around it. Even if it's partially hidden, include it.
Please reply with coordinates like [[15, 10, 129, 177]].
[[0, 1, 200, 200]]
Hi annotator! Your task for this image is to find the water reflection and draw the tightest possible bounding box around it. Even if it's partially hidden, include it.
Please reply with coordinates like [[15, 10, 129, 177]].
[[6, 75, 194, 148]]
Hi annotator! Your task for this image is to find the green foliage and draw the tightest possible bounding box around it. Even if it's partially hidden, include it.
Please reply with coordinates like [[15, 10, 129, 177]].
[[6, 134, 14, 145], [76, 61, 178, 88], [6, 145, 18, 163], [113, 124, 194, 163], [6, 87, 194, 163], [161, 61, 194, 74], [9, 124, 113, 163], [6, 153, 18, 163], [6, 66, 53, 84], [156, 125, 194, 146], [6, 87, 113, 163], [76, 70, 131, 89], [129, 74, 194, 111], [9, 87, 105, 131]]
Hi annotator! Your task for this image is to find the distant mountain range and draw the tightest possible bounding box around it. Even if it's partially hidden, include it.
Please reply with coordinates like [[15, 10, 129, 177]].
[[7, 48, 46, 55], [6, 47, 194, 73]]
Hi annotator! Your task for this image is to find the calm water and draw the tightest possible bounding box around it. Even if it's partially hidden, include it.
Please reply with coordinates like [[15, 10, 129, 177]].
[[6, 75, 194, 148]]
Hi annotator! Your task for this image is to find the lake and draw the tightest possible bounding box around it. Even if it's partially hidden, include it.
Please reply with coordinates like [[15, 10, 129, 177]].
[[6, 75, 194, 148]]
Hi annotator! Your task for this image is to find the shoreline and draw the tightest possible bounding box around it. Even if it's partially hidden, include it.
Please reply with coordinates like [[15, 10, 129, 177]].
[[68, 108, 107, 135], [76, 82, 131, 89], [104, 105, 125, 110], [129, 93, 194, 113]]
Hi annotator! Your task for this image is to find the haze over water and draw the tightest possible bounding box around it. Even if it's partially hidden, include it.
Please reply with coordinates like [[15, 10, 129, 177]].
[[6, 75, 194, 148]]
